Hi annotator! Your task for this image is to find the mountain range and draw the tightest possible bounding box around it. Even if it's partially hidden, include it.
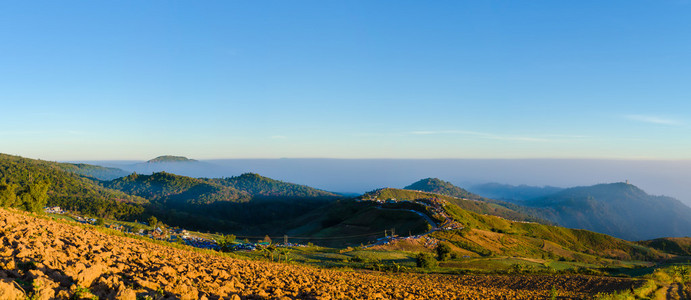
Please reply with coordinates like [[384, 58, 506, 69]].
[[420, 179, 691, 241], [2, 153, 691, 245]]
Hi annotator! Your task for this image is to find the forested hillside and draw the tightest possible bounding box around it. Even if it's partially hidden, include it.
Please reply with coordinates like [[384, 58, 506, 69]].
[[209, 173, 341, 200], [105, 172, 250, 205], [103, 171, 344, 234], [0, 154, 145, 219]]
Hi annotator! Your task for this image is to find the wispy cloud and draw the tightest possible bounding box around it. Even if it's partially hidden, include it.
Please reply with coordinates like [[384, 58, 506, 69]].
[[409, 130, 588, 142], [625, 114, 683, 126]]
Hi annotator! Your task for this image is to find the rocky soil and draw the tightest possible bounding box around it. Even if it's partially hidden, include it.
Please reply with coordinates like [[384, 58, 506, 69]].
[[0, 208, 643, 299]]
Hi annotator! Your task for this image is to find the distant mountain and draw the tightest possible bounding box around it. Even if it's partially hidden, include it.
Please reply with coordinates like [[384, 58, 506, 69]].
[[147, 155, 197, 163], [209, 173, 341, 200], [404, 178, 483, 200], [105, 155, 220, 178], [468, 182, 563, 202], [523, 183, 691, 241]]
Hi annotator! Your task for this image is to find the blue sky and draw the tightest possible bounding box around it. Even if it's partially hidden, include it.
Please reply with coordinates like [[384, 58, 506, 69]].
[[2, 1, 691, 160]]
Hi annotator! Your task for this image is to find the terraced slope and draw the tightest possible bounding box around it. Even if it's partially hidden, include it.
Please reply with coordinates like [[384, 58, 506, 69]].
[[0, 208, 643, 299]]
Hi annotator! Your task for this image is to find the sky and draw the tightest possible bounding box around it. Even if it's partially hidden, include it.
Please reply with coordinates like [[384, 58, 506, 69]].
[[2, 1, 691, 160]]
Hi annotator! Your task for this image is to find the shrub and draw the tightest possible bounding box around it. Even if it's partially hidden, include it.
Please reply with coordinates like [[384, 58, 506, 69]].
[[435, 242, 452, 261], [416, 252, 437, 269]]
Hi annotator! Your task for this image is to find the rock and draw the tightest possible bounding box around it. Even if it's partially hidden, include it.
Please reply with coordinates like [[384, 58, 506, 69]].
[[76, 263, 106, 286], [114, 287, 137, 300], [0, 279, 25, 300]]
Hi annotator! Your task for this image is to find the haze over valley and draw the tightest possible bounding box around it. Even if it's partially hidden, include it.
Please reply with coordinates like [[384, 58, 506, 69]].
[[81, 157, 691, 207]]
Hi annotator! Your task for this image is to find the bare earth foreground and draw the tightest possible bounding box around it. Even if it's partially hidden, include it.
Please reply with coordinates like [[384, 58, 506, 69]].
[[0, 209, 642, 299]]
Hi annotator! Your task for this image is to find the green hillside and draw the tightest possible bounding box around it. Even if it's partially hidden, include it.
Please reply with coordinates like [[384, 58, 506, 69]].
[[0, 154, 145, 219], [104, 171, 343, 234], [210, 173, 341, 200], [638, 237, 691, 256], [364, 188, 541, 223], [523, 183, 691, 240]]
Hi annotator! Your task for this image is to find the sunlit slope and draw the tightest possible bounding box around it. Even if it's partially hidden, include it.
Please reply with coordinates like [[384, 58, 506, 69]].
[[432, 201, 666, 261]]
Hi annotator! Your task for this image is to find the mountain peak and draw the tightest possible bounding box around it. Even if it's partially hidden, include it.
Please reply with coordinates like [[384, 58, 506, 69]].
[[404, 178, 480, 200], [147, 155, 197, 163]]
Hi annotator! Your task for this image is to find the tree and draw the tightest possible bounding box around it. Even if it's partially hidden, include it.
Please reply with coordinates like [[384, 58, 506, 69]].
[[435, 242, 452, 261], [20, 181, 50, 213], [95, 218, 105, 226], [0, 181, 17, 207], [148, 216, 158, 228], [217, 234, 236, 252]]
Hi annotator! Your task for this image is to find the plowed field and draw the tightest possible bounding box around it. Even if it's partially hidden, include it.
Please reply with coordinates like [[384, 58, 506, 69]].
[[0, 209, 643, 299]]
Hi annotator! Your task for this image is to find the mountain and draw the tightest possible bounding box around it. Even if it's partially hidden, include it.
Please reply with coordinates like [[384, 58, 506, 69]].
[[0, 153, 145, 219], [404, 178, 483, 200], [523, 183, 691, 241], [365, 187, 542, 223], [147, 155, 197, 163], [99, 156, 226, 178], [105, 172, 250, 205], [209, 173, 341, 200], [467, 182, 563, 202], [400, 179, 549, 224]]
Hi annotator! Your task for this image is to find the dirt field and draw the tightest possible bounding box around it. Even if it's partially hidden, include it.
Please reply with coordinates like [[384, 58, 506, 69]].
[[0, 208, 643, 299]]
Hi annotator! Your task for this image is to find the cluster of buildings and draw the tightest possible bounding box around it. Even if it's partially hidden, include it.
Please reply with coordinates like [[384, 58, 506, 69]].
[[43, 206, 65, 214]]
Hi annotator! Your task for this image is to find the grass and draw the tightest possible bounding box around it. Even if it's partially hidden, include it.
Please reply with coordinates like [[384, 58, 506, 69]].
[[595, 265, 691, 299]]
